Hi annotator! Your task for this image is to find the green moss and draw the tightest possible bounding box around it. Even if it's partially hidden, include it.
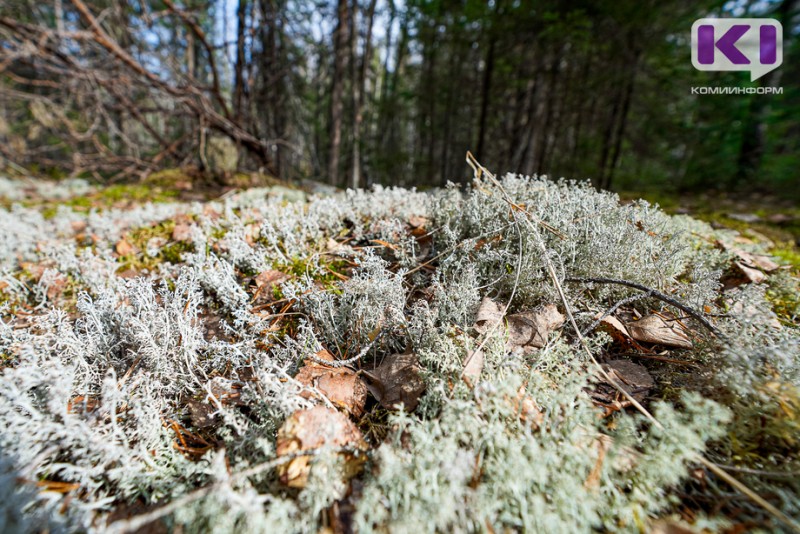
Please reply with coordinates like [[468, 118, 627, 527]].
[[277, 255, 348, 292], [771, 245, 800, 272], [116, 219, 194, 273], [98, 184, 177, 204], [144, 168, 193, 187]]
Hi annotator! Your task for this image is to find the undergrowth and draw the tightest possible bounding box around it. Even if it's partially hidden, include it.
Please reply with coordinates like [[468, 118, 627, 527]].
[[0, 174, 797, 533]]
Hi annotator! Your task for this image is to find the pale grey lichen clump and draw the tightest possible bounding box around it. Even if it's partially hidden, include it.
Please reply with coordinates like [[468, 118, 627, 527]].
[[0, 174, 797, 532]]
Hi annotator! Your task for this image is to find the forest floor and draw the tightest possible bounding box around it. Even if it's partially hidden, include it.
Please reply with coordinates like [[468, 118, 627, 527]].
[[0, 170, 798, 533]]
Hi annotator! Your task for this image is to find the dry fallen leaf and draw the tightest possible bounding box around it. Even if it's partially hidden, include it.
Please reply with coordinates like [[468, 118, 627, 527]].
[[625, 314, 692, 349], [717, 241, 780, 287], [44, 272, 69, 300], [171, 222, 194, 242], [509, 386, 544, 430], [648, 520, 698, 534], [205, 376, 245, 406], [276, 406, 368, 488], [296, 349, 368, 418], [70, 220, 87, 233], [115, 238, 136, 256], [186, 399, 218, 429], [254, 269, 289, 291], [473, 297, 504, 335], [506, 304, 565, 354], [602, 360, 654, 402], [595, 313, 633, 343], [362, 352, 426, 412], [461, 348, 484, 386], [727, 259, 767, 286], [251, 269, 290, 304], [67, 395, 99, 415]]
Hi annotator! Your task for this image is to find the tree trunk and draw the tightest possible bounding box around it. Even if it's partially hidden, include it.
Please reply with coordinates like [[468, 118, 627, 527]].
[[328, 0, 350, 186], [476, 36, 496, 163], [350, 0, 377, 189], [233, 0, 248, 124]]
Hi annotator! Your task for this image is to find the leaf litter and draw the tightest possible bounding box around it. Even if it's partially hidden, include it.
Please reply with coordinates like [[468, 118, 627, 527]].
[[0, 168, 798, 533]]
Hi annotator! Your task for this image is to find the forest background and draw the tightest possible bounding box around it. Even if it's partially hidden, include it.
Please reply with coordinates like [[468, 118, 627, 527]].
[[0, 0, 798, 199]]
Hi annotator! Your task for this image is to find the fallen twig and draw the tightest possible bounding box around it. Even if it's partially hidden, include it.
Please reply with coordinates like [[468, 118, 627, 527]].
[[565, 276, 726, 341]]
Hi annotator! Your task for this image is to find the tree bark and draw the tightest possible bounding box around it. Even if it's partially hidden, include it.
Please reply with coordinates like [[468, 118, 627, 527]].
[[476, 36, 496, 163], [350, 0, 377, 190], [328, 0, 350, 186], [233, 0, 248, 124]]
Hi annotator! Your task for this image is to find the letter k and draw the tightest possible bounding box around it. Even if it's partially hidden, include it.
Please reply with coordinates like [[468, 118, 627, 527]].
[[698, 25, 750, 65]]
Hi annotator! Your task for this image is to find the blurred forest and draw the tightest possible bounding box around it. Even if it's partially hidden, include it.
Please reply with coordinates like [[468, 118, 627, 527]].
[[0, 0, 798, 197]]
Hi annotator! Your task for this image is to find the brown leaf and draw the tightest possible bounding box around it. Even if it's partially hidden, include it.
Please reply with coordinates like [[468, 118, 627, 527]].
[[205, 376, 245, 406], [407, 215, 428, 229], [276, 406, 368, 488], [596, 314, 633, 343], [362, 352, 426, 412], [44, 272, 69, 300], [473, 297, 504, 334], [171, 223, 193, 242], [254, 269, 289, 290], [602, 360, 654, 402], [461, 348, 484, 386], [186, 400, 218, 429], [251, 269, 290, 305], [649, 520, 698, 534], [19, 261, 48, 280], [67, 395, 99, 415], [625, 314, 693, 349], [407, 215, 430, 238], [717, 241, 780, 287], [510, 386, 544, 430], [296, 349, 368, 418], [506, 304, 565, 354], [115, 238, 136, 256]]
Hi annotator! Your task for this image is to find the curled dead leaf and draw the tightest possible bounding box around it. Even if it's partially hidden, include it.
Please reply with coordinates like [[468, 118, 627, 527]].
[[625, 314, 692, 349], [362, 352, 426, 412], [296, 349, 368, 418], [253, 269, 289, 291], [473, 297, 504, 335], [276, 406, 367, 488], [505, 304, 565, 354]]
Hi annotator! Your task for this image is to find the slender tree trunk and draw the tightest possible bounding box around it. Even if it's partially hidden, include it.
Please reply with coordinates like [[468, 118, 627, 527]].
[[476, 36, 496, 162], [350, 0, 377, 189], [601, 50, 638, 190], [233, 0, 248, 124], [328, 0, 350, 186]]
